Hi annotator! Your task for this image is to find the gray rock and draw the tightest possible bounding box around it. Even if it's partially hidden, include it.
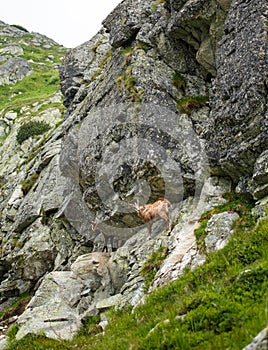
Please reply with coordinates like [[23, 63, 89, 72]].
[[0, 24, 26, 38], [102, 0, 153, 48], [242, 327, 268, 350], [0, 337, 7, 350], [237, 147, 268, 198], [107, 246, 130, 293], [252, 196, 268, 219], [13, 155, 66, 232], [168, 0, 231, 75], [0, 44, 23, 56], [7, 185, 24, 207], [70, 253, 111, 292], [59, 29, 109, 109], [205, 211, 239, 252], [205, 0, 268, 184], [255, 152, 268, 182], [4, 111, 17, 121], [0, 57, 32, 85], [10, 219, 57, 281], [0, 121, 8, 140], [16, 252, 113, 341], [96, 294, 123, 311], [16, 271, 83, 341]]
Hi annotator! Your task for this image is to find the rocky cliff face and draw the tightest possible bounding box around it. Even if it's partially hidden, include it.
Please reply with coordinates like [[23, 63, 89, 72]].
[[0, 0, 267, 348]]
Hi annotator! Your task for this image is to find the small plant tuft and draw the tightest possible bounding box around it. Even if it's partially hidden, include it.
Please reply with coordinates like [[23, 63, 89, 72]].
[[194, 219, 209, 254], [172, 72, 187, 90], [6, 323, 19, 341], [21, 173, 39, 194], [16, 120, 50, 144], [177, 95, 209, 114], [135, 42, 150, 51], [141, 246, 168, 290]]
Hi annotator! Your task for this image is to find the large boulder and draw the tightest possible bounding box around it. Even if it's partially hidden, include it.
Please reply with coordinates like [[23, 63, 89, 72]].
[[16, 252, 112, 341], [0, 57, 32, 85], [205, 211, 239, 252]]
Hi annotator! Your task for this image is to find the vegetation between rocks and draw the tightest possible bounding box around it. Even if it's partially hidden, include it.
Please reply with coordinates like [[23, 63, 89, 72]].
[[172, 72, 187, 91], [0, 33, 66, 112], [151, 0, 165, 12], [20, 172, 40, 194], [7, 196, 268, 350], [16, 120, 51, 144], [194, 193, 256, 253], [0, 293, 31, 323], [0, 67, 61, 112], [141, 246, 168, 291], [177, 95, 209, 114]]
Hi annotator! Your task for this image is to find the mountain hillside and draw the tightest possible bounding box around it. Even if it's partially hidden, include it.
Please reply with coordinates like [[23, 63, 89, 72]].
[[0, 0, 267, 349], [0, 20, 66, 184]]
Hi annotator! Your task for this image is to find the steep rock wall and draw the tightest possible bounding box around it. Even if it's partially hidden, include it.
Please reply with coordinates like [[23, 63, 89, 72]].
[[206, 0, 268, 186], [0, 0, 267, 345]]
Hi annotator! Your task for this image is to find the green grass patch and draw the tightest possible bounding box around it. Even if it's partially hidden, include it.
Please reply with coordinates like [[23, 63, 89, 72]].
[[7, 333, 69, 350], [20, 173, 40, 194], [201, 193, 255, 220], [194, 193, 256, 253], [135, 42, 150, 51], [91, 40, 103, 56], [116, 66, 144, 103], [172, 71, 187, 90], [0, 67, 61, 112], [0, 32, 66, 113], [194, 219, 209, 254], [9, 197, 268, 350], [177, 95, 209, 114], [21, 43, 65, 65], [141, 246, 168, 291], [0, 293, 31, 322]]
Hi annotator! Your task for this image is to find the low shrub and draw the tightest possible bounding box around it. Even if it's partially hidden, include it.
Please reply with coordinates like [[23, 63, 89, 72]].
[[177, 95, 209, 114], [21, 173, 39, 194], [16, 120, 50, 144]]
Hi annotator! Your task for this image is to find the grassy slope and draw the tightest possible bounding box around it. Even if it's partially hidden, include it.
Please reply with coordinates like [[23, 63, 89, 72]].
[[0, 32, 66, 113], [6, 195, 268, 349]]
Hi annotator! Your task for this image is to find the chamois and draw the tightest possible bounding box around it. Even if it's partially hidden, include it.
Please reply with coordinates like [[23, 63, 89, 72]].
[[91, 221, 116, 252], [130, 198, 172, 238]]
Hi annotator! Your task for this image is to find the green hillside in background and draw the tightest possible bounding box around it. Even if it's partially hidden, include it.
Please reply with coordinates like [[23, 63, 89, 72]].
[[0, 23, 66, 113]]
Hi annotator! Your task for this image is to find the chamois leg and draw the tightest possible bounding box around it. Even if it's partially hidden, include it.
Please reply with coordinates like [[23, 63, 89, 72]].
[[159, 212, 172, 234], [147, 221, 152, 239], [102, 233, 108, 252], [102, 240, 108, 252]]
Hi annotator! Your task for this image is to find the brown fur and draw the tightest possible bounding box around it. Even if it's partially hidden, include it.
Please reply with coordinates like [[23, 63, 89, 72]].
[[130, 198, 172, 238]]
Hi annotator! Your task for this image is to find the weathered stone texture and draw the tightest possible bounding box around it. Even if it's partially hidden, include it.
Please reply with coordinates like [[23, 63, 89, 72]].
[[0, 57, 32, 85], [206, 0, 268, 184], [0, 0, 267, 344], [205, 211, 239, 252]]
